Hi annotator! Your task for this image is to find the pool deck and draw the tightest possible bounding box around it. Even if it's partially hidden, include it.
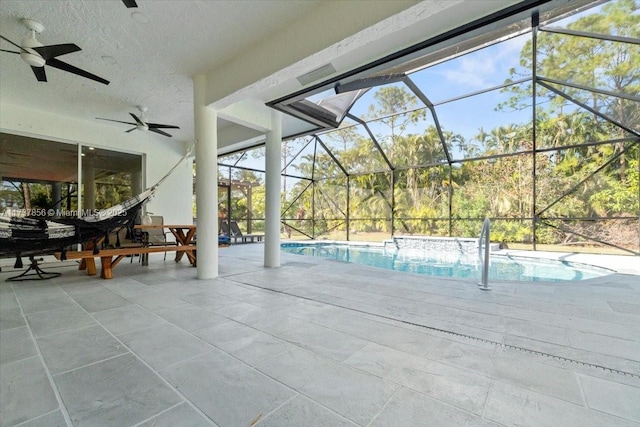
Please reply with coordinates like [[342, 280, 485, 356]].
[[1, 245, 639, 426]]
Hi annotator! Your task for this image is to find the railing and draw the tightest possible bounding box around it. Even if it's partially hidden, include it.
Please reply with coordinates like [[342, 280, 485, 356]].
[[478, 217, 491, 291]]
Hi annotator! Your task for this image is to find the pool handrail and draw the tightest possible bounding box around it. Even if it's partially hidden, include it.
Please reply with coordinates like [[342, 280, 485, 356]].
[[478, 218, 491, 290]]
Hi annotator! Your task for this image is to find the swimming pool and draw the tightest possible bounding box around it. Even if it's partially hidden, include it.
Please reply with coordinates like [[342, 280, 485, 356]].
[[281, 242, 613, 282]]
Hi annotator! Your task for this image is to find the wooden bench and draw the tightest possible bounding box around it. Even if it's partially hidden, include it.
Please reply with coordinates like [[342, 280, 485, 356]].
[[54, 245, 196, 279]]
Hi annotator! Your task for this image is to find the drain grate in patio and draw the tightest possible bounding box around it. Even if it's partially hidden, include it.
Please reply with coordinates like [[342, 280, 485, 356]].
[[240, 282, 640, 380]]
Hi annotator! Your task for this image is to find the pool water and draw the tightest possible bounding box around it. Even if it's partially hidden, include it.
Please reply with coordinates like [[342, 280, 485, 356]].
[[281, 243, 613, 282]]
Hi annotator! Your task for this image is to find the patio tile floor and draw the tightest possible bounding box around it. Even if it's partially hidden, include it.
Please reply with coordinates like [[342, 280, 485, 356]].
[[1, 245, 639, 426]]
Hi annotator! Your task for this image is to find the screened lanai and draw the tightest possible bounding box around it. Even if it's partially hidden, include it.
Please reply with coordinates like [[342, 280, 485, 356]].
[[217, 0, 639, 255]]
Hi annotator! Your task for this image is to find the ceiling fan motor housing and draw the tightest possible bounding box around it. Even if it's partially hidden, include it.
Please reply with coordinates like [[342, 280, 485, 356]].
[[20, 32, 45, 67]]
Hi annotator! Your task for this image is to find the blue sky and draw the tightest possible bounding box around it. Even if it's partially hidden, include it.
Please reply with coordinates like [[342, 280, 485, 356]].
[[345, 32, 533, 146], [231, 1, 611, 170]]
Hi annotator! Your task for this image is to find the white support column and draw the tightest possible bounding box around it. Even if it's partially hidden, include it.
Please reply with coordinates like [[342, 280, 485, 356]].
[[194, 74, 218, 279], [264, 109, 282, 268]]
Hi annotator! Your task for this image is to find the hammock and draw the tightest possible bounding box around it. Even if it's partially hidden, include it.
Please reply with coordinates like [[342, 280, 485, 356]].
[[0, 143, 193, 268]]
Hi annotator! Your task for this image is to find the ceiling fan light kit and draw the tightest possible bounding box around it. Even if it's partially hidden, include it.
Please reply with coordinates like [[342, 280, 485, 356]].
[[19, 35, 45, 67], [19, 19, 45, 67]]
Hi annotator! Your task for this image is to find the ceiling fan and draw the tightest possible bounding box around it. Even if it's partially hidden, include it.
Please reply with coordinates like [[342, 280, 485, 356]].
[[96, 106, 180, 138], [0, 18, 109, 85]]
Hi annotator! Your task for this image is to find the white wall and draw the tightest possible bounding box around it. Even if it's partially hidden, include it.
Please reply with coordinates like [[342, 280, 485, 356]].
[[0, 103, 193, 224]]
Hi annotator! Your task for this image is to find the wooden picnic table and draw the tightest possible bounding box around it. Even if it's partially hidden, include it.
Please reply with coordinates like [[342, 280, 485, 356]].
[[135, 224, 197, 266]]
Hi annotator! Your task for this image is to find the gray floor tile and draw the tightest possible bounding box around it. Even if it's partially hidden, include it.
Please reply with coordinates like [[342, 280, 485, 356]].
[[0, 307, 25, 330], [138, 402, 215, 427], [502, 334, 640, 382], [580, 374, 640, 422], [370, 387, 499, 427], [194, 319, 290, 366], [72, 287, 133, 313], [126, 292, 192, 311], [18, 293, 77, 314], [424, 337, 497, 376], [118, 323, 213, 370], [12, 283, 67, 299], [344, 342, 492, 414], [235, 289, 292, 309], [161, 348, 296, 427], [54, 353, 181, 427], [485, 380, 639, 427], [199, 280, 258, 298], [37, 324, 128, 375], [255, 345, 398, 425], [503, 317, 570, 346], [258, 395, 357, 427], [0, 326, 37, 365], [0, 292, 19, 310], [607, 301, 640, 315], [140, 280, 210, 298], [569, 330, 640, 360], [179, 292, 242, 311], [309, 309, 442, 358], [92, 304, 166, 336], [154, 305, 229, 332], [490, 353, 583, 404], [564, 316, 640, 341], [2, 248, 639, 427], [13, 410, 69, 427], [26, 305, 96, 338], [0, 357, 59, 426], [102, 278, 155, 298], [259, 316, 369, 362], [59, 281, 107, 298], [134, 272, 179, 286], [212, 301, 290, 326], [427, 337, 584, 404]]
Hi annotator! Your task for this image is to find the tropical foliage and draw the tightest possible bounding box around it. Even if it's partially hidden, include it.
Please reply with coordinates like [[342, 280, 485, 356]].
[[220, 0, 639, 253]]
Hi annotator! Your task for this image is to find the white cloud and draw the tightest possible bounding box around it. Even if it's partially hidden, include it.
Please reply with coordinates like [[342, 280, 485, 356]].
[[439, 34, 529, 89]]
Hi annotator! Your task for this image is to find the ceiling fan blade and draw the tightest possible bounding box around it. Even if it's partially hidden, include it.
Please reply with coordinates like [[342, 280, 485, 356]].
[[147, 123, 180, 129], [122, 0, 138, 7], [129, 113, 145, 126], [45, 57, 110, 85], [31, 66, 47, 82], [0, 48, 20, 54], [149, 128, 173, 137], [0, 35, 28, 53], [33, 43, 81, 60], [126, 127, 137, 133], [96, 118, 136, 125]]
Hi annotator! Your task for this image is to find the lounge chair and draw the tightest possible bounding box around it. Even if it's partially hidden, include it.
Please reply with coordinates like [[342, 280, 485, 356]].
[[228, 220, 263, 244], [220, 220, 230, 236]]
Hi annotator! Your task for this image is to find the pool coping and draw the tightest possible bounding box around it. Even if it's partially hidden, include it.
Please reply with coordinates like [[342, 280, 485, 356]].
[[281, 240, 640, 276]]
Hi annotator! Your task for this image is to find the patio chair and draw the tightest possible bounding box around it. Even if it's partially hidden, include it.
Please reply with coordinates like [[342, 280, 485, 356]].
[[228, 220, 263, 244], [144, 215, 174, 260], [104, 224, 145, 263]]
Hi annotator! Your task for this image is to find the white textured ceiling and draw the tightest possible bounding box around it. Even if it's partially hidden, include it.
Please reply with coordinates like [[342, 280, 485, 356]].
[[0, 0, 327, 143], [0, 0, 524, 150]]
